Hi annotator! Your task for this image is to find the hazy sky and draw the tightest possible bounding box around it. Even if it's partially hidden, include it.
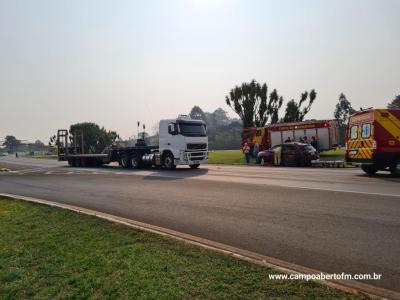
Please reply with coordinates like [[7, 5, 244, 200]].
[[1, 0, 399, 142]]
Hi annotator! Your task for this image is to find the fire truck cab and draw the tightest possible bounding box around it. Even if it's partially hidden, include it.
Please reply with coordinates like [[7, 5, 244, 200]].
[[346, 108, 400, 176]]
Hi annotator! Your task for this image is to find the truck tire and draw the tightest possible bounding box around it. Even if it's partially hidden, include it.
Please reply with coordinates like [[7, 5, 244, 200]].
[[163, 153, 176, 170], [80, 158, 88, 167], [390, 157, 400, 177], [131, 155, 142, 169], [75, 158, 81, 167], [120, 154, 132, 169], [189, 164, 200, 169], [361, 164, 377, 175], [68, 159, 75, 167]]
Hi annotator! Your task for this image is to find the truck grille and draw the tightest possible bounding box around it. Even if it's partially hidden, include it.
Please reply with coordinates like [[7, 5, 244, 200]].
[[185, 151, 207, 161], [187, 143, 207, 150]]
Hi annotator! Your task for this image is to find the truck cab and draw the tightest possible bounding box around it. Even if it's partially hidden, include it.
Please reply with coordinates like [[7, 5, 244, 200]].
[[159, 115, 208, 169]]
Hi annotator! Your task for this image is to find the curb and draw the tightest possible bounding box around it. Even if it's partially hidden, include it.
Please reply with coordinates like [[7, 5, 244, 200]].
[[1, 193, 398, 300]]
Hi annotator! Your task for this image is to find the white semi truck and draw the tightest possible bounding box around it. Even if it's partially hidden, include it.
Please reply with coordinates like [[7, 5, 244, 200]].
[[57, 115, 208, 170]]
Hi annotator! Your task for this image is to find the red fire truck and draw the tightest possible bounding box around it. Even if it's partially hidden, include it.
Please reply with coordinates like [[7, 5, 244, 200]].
[[242, 119, 339, 151], [346, 108, 400, 176]]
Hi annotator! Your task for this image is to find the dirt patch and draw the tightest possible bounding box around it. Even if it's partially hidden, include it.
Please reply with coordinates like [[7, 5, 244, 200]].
[[0, 162, 28, 171]]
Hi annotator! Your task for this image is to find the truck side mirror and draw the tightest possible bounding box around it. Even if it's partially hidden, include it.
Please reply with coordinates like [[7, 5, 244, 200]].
[[168, 123, 177, 135]]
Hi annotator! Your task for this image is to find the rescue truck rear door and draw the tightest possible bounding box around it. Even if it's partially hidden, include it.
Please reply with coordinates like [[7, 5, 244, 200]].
[[347, 112, 374, 161]]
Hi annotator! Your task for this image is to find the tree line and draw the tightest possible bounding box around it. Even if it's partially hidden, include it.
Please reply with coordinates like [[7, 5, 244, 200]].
[[2, 91, 399, 153], [225, 79, 317, 128]]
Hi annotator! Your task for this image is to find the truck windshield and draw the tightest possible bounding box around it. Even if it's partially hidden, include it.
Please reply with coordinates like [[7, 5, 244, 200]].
[[178, 122, 206, 137]]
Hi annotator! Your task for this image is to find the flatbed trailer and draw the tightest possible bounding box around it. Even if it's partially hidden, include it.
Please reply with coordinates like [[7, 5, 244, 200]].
[[57, 116, 209, 169]]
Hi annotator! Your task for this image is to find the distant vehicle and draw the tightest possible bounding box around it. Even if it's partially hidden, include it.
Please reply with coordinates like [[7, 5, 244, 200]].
[[242, 119, 339, 152], [346, 108, 400, 176], [258, 142, 319, 167], [57, 115, 208, 170]]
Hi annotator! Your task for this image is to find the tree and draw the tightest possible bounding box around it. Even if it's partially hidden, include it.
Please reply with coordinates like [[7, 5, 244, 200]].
[[283, 90, 317, 122], [34, 140, 45, 147], [334, 93, 356, 127], [388, 94, 400, 109], [225, 80, 283, 127], [2, 135, 21, 152], [69, 122, 120, 154], [189, 106, 206, 120]]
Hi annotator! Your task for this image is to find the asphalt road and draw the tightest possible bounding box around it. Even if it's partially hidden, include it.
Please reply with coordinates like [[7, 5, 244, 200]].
[[1, 156, 399, 292]]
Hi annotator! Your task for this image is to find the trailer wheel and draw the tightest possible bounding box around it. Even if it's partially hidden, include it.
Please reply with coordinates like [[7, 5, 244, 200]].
[[120, 154, 131, 169], [390, 157, 400, 177], [131, 155, 141, 169], [361, 164, 377, 175], [163, 153, 176, 170], [189, 164, 200, 169]]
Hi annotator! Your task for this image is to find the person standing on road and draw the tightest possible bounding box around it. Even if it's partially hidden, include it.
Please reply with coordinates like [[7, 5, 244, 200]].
[[253, 142, 260, 163], [273, 145, 282, 166], [242, 142, 251, 165], [311, 136, 319, 152]]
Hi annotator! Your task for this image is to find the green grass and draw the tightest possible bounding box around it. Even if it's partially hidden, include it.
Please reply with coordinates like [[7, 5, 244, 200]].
[[208, 150, 253, 165], [21, 153, 58, 160], [0, 197, 365, 299], [319, 148, 345, 162], [319, 148, 345, 157]]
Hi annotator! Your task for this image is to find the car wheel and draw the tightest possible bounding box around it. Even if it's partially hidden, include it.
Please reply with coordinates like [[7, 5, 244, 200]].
[[361, 164, 377, 175], [390, 157, 400, 177], [163, 153, 176, 170]]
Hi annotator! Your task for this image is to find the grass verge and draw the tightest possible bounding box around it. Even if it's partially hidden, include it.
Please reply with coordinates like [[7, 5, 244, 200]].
[[21, 153, 58, 160], [208, 150, 254, 165], [0, 197, 365, 299]]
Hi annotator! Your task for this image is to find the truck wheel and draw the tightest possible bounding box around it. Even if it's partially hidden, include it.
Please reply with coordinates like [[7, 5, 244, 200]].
[[189, 164, 200, 169], [68, 159, 75, 167], [80, 158, 88, 167], [361, 164, 377, 175], [120, 155, 132, 168], [75, 158, 81, 167], [390, 157, 400, 177], [131, 155, 141, 169], [163, 153, 176, 170]]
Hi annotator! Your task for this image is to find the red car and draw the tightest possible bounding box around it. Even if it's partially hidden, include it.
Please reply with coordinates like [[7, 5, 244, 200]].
[[258, 142, 319, 167]]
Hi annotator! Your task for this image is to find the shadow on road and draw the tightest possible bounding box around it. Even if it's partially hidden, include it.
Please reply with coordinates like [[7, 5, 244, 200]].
[[142, 167, 209, 181], [355, 173, 400, 183]]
